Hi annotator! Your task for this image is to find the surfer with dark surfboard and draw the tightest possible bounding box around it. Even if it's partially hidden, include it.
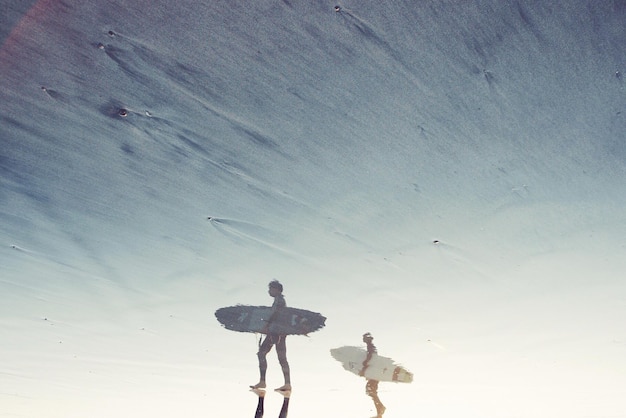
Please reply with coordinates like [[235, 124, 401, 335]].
[[360, 333, 386, 417], [250, 280, 292, 392]]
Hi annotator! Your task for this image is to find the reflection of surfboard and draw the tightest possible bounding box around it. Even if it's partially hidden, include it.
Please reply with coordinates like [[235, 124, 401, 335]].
[[330, 346, 413, 383], [215, 305, 326, 336]]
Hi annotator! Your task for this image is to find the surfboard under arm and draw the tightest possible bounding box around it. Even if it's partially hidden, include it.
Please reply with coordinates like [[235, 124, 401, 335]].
[[215, 305, 326, 336]]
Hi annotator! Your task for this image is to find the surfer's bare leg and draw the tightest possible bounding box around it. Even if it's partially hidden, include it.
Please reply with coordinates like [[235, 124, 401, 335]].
[[366, 379, 385, 416], [274, 335, 291, 391], [251, 336, 273, 389]]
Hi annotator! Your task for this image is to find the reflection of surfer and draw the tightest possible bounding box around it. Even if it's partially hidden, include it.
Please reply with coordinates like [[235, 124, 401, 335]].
[[251, 388, 291, 418], [360, 333, 386, 417], [252, 389, 265, 418], [251, 280, 291, 391]]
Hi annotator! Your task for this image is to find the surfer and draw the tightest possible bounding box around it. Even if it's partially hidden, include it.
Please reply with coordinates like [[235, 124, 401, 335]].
[[360, 332, 386, 417], [251, 280, 292, 392]]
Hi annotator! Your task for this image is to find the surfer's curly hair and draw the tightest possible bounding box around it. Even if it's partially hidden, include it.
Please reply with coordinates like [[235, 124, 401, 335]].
[[269, 279, 283, 292]]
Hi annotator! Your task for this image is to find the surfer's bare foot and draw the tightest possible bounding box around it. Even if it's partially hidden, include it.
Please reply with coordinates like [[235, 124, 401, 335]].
[[274, 384, 291, 391], [250, 381, 266, 389]]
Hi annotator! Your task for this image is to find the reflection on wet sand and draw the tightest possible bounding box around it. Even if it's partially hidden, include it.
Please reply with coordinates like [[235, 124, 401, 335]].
[[331, 333, 413, 418], [251, 388, 291, 418]]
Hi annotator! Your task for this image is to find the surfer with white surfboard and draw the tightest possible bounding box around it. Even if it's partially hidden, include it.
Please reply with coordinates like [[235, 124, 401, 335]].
[[361, 333, 386, 417], [330, 334, 413, 417], [250, 280, 292, 392]]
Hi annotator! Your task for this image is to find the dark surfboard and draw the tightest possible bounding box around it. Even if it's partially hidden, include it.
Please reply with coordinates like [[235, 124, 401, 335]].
[[215, 305, 326, 336]]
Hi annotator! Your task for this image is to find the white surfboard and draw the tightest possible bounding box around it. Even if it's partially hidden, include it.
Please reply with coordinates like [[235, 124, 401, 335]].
[[330, 346, 413, 383]]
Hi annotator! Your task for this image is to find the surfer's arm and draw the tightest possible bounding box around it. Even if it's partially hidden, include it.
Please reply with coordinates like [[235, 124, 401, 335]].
[[360, 351, 374, 375], [263, 299, 284, 333], [359, 364, 369, 376], [360, 343, 377, 375], [261, 309, 276, 333], [261, 310, 276, 333], [262, 296, 285, 332], [267, 306, 279, 322]]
